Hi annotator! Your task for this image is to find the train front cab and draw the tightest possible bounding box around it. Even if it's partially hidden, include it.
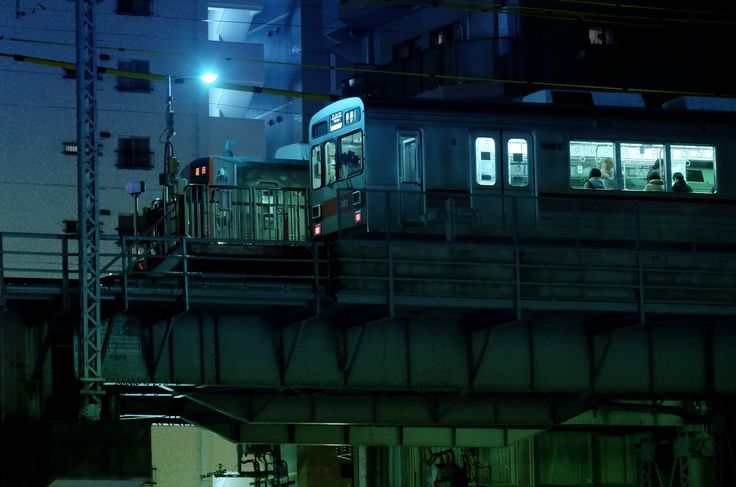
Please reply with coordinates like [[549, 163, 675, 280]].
[[309, 98, 367, 238]]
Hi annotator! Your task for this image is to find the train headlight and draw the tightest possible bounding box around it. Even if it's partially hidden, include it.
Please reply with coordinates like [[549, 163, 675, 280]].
[[313, 224, 321, 236], [354, 210, 362, 223]]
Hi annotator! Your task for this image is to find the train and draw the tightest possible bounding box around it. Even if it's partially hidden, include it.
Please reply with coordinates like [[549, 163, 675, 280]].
[[176, 91, 736, 247], [307, 92, 736, 245], [176, 144, 309, 241]]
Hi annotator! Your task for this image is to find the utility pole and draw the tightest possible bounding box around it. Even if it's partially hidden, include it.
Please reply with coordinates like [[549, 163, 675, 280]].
[[76, 0, 103, 420]]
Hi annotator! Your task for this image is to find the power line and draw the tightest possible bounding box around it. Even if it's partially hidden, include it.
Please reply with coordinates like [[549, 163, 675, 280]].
[[3, 35, 733, 99], [2, 1, 736, 35], [0, 51, 339, 101]]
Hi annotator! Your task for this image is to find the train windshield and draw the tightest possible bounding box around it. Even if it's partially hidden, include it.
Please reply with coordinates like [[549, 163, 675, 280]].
[[338, 131, 363, 180]]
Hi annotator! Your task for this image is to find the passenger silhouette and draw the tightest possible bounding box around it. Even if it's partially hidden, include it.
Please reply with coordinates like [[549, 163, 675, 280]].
[[644, 170, 665, 191], [672, 172, 693, 192], [584, 168, 605, 189]]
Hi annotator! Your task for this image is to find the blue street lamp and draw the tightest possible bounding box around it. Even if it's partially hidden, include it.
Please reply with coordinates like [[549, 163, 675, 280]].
[[162, 72, 218, 237]]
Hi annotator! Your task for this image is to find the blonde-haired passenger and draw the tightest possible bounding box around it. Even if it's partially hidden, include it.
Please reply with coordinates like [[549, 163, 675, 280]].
[[600, 157, 615, 189]]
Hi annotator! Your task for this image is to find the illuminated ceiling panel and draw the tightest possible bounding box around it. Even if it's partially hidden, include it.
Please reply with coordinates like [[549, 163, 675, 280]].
[[208, 6, 262, 42], [209, 88, 253, 118]]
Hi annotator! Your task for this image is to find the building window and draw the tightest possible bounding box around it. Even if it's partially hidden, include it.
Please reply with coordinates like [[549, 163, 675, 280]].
[[116, 137, 152, 169], [64, 142, 104, 156], [62, 142, 78, 155], [116, 59, 152, 92], [392, 37, 422, 60], [588, 26, 615, 46], [430, 23, 463, 46], [116, 0, 152, 16]]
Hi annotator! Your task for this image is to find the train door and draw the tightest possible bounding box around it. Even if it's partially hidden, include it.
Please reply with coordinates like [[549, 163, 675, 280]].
[[398, 130, 425, 225], [470, 131, 503, 234], [500, 132, 535, 232]]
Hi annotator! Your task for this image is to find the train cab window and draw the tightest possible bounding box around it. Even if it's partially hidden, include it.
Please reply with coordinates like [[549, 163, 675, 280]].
[[507, 138, 528, 187], [400, 133, 421, 184], [474, 137, 496, 186], [669, 144, 716, 194], [620, 143, 664, 191], [338, 131, 363, 180], [569, 140, 616, 190], [325, 140, 337, 185], [311, 144, 322, 190]]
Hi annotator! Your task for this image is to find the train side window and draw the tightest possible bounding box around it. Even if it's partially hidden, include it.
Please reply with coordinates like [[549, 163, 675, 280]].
[[400, 132, 421, 184], [569, 140, 616, 190], [325, 140, 337, 185], [507, 138, 528, 187], [475, 137, 496, 186], [669, 144, 716, 194], [620, 143, 665, 191], [338, 131, 363, 180], [311, 144, 322, 190]]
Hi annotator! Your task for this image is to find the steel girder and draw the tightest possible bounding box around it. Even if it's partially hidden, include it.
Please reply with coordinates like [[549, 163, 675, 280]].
[[104, 309, 736, 435]]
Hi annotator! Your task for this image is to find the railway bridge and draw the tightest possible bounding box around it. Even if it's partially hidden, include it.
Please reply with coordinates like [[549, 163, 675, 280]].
[[2, 199, 736, 485]]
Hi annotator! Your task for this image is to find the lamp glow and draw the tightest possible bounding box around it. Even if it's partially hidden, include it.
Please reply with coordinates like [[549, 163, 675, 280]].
[[200, 72, 218, 84]]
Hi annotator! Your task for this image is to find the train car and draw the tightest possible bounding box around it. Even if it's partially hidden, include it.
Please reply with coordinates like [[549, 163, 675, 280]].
[[307, 93, 736, 245], [177, 144, 309, 241]]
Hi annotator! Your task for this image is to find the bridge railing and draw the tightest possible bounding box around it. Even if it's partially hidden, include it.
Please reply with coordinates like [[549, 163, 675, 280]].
[[181, 184, 309, 242], [2, 190, 735, 310], [335, 189, 736, 249], [114, 235, 324, 310]]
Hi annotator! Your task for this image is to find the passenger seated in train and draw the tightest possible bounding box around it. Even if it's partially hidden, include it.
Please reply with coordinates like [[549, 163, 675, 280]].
[[672, 171, 693, 192], [644, 170, 665, 191], [584, 168, 606, 189]]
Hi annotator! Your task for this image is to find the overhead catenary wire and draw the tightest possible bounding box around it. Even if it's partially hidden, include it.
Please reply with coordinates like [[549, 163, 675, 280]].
[[0, 51, 339, 101], [1, 0, 734, 99], [2, 0, 736, 29], [0, 46, 730, 99]]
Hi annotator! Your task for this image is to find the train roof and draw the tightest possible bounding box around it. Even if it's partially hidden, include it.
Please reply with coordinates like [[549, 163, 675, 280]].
[[521, 89, 646, 107], [183, 155, 308, 170], [662, 96, 736, 112], [274, 143, 309, 161], [350, 93, 736, 123], [216, 155, 308, 167]]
